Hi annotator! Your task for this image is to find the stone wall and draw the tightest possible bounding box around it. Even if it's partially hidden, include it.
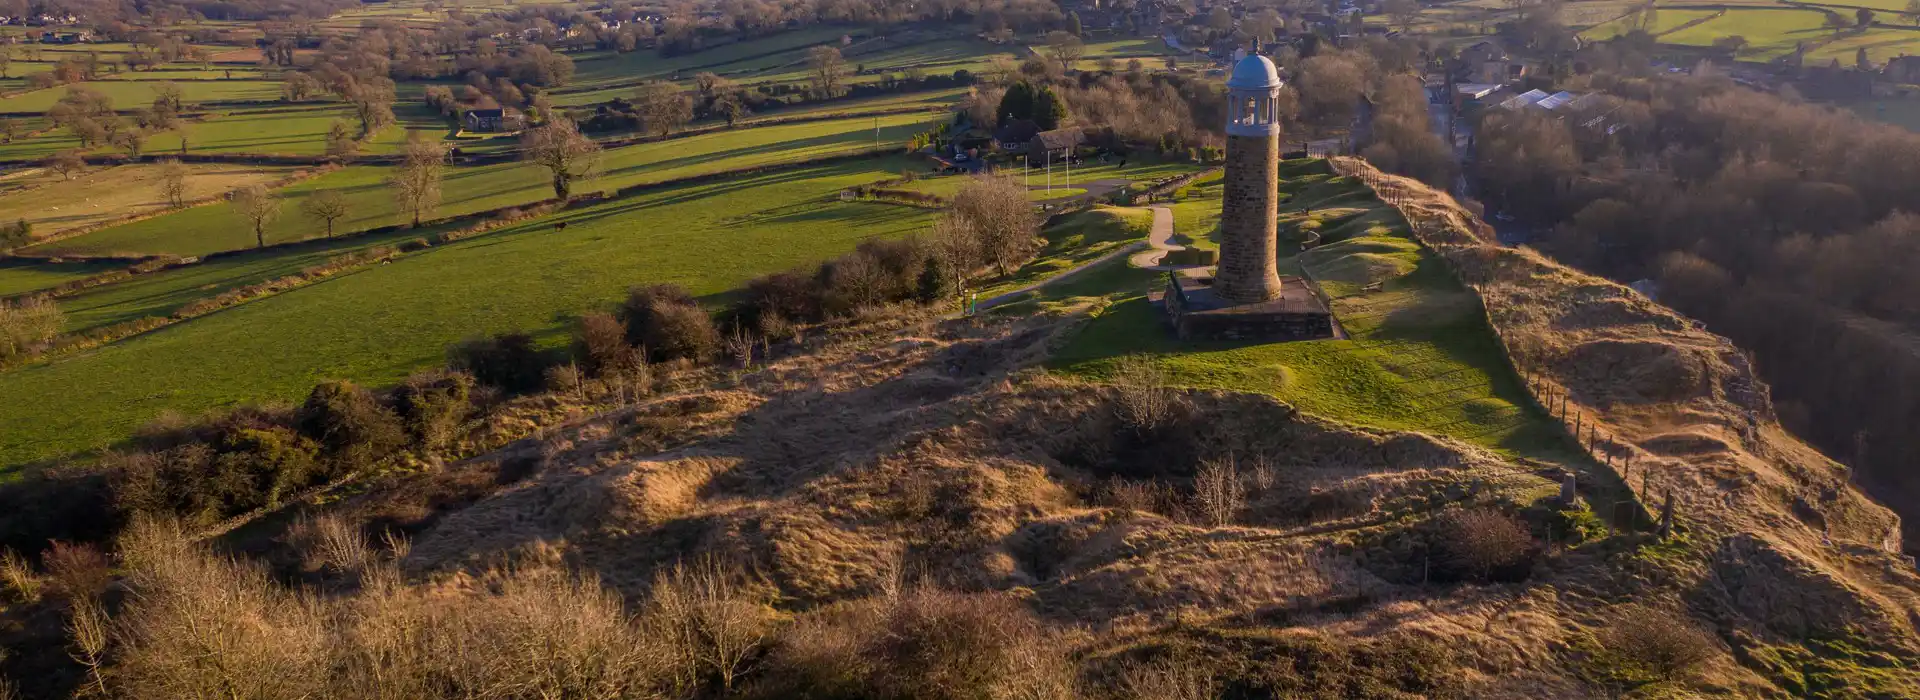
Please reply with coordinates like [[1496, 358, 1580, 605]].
[[1214, 133, 1283, 304]]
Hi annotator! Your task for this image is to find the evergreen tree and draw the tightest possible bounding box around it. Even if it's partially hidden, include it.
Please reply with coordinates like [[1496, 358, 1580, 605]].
[[1033, 85, 1069, 130], [1068, 11, 1084, 36], [996, 81, 1037, 126]]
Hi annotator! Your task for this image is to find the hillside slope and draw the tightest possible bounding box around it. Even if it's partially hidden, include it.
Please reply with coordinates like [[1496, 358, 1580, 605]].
[[1335, 157, 1920, 684]]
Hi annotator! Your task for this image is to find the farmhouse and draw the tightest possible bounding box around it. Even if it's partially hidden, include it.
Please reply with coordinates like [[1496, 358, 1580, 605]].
[[463, 108, 525, 133]]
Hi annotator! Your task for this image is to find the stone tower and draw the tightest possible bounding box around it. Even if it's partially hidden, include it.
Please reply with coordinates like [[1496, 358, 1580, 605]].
[[1214, 53, 1286, 305]]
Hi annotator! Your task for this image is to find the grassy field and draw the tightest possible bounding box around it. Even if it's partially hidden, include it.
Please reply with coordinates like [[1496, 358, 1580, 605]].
[[564, 26, 855, 91], [1580, 8, 1721, 39], [1041, 160, 1560, 458], [0, 161, 301, 240], [0, 79, 283, 113], [27, 111, 941, 257], [0, 257, 118, 297], [1661, 8, 1834, 59], [977, 205, 1151, 299], [1808, 28, 1920, 64], [0, 157, 935, 468]]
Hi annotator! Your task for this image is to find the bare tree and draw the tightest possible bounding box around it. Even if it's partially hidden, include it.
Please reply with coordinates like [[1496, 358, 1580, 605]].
[[45, 150, 84, 180], [647, 558, 771, 693], [391, 136, 445, 227], [300, 190, 351, 237], [1045, 31, 1085, 71], [521, 118, 602, 200], [631, 81, 692, 138], [231, 184, 281, 249], [711, 92, 748, 127], [157, 158, 188, 208], [1385, 0, 1420, 30], [949, 175, 1037, 277], [807, 46, 848, 98], [324, 120, 358, 160], [114, 128, 147, 158], [1192, 456, 1245, 527]]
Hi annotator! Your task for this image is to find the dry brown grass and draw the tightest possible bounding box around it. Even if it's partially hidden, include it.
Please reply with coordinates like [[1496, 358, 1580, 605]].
[[0, 549, 40, 603]]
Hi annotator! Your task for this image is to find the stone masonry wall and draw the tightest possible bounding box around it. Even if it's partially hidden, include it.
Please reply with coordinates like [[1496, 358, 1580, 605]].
[[1214, 133, 1283, 304]]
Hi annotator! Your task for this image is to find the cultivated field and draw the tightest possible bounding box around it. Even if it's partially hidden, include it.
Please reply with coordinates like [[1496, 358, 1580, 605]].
[[0, 157, 935, 468], [0, 79, 283, 114], [0, 161, 301, 240]]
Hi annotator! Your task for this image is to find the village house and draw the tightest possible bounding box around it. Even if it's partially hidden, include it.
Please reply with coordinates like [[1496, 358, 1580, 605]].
[[463, 107, 526, 133]]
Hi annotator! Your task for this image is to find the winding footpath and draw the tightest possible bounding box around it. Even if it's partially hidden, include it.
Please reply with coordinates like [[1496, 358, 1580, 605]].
[[974, 205, 1180, 312]]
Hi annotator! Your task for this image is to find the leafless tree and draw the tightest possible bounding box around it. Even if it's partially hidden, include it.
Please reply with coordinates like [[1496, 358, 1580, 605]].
[[1192, 456, 1245, 527], [45, 150, 84, 180], [949, 175, 1037, 276], [231, 184, 281, 249], [521, 117, 602, 200], [807, 46, 848, 98], [300, 190, 351, 237], [1045, 31, 1085, 71], [391, 136, 446, 227], [157, 158, 188, 208], [632, 81, 692, 137]]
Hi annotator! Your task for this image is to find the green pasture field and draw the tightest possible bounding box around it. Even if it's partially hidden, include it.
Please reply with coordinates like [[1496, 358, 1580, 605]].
[[1661, 8, 1834, 59], [56, 227, 437, 333], [565, 26, 856, 90], [27, 111, 940, 257], [143, 103, 365, 156], [0, 157, 935, 468], [1808, 28, 1920, 63], [0, 258, 119, 297], [1581, 8, 1721, 39], [1076, 37, 1181, 58], [0, 79, 282, 113], [1043, 160, 1560, 458], [97, 68, 271, 81]]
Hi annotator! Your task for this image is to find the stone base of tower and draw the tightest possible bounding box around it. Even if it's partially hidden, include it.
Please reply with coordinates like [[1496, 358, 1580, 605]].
[[1158, 270, 1336, 342]]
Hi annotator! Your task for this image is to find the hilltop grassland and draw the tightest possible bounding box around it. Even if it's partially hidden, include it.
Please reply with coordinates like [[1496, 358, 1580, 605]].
[[1047, 160, 1563, 459]]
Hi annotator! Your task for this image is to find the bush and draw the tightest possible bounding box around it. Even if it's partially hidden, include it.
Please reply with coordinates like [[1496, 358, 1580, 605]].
[[0, 297, 63, 364], [738, 271, 821, 326], [574, 311, 637, 377], [298, 380, 407, 475], [1110, 354, 1175, 433], [757, 588, 1075, 699], [391, 370, 474, 452], [450, 332, 551, 394], [43, 541, 111, 602], [397, 237, 431, 252], [1430, 507, 1534, 582], [622, 284, 718, 364], [1591, 605, 1718, 684], [0, 466, 117, 556]]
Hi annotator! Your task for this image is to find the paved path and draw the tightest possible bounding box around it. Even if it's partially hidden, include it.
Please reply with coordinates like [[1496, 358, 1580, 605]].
[[1127, 206, 1180, 269], [974, 240, 1147, 312]]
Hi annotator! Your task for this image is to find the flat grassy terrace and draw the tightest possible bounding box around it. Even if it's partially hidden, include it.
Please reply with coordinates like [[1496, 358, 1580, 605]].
[[0, 157, 936, 469]]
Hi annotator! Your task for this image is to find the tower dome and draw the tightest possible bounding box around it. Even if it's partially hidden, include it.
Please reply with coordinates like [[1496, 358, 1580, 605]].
[[1227, 54, 1281, 90]]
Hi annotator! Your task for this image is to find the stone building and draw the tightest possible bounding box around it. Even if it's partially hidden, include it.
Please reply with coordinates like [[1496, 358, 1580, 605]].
[[1161, 53, 1334, 342]]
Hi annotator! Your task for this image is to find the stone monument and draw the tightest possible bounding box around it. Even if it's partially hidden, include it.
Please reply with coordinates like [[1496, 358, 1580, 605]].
[[1158, 53, 1335, 342]]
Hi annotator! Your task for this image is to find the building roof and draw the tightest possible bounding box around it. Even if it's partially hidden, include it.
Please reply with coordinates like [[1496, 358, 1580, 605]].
[[1032, 127, 1084, 152], [1499, 88, 1551, 110], [1532, 90, 1577, 110], [1455, 82, 1504, 99], [1227, 54, 1281, 90], [467, 108, 505, 118], [994, 118, 1040, 146]]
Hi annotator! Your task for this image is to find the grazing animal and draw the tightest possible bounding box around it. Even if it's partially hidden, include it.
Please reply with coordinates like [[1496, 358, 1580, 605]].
[[553, 221, 568, 231]]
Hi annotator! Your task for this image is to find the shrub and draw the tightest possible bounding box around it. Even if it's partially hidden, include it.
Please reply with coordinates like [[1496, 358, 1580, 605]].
[[0, 297, 63, 364], [391, 370, 474, 452], [647, 558, 775, 693], [298, 380, 407, 475], [623, 285, 719, 364], [1191, 456, 1244, 527], [397, 237, 430, 252], [450, 332, 551, 394], [545, 363, 585, 394], [758, 587, 1076, 700], [0, 548, 41, 603], [1110, 354, 1175, 433], [1591, 605, 1718, 684], [738, 271, 821, 325], [916, 255, 951, 305], [0, 466, 117, 557], [1430, 507, 1534, 582], [574, 311, 636, 377], [43, 541, 111, 602]]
